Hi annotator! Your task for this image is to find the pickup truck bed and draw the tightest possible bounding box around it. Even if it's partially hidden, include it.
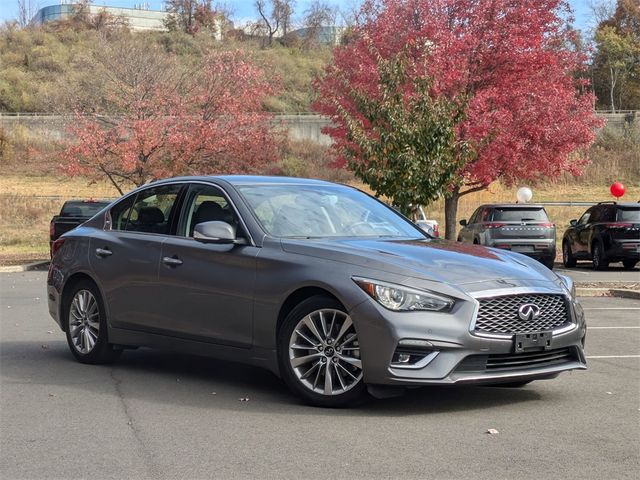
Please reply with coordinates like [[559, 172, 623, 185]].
[[50, 200, 111, 254]]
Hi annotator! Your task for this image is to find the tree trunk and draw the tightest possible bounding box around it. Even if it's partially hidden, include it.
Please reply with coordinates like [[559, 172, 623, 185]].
[[609, 66, 616, 112], [444, 186, 461, 240]]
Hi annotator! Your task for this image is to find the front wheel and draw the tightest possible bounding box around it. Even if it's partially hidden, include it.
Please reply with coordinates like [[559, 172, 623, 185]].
[[64, 280, 121, 364], [592, 242, 609, 271], [278, 296, 367, 407], [562, 241, 576, 268]]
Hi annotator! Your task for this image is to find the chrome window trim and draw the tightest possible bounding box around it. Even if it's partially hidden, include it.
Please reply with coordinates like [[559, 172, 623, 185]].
[[105, 180, 256, 247]]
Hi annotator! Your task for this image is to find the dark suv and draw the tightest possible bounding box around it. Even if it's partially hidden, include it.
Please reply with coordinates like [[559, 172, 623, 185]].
[[458, 204, 556, 269], [562, 202, 640, 270]]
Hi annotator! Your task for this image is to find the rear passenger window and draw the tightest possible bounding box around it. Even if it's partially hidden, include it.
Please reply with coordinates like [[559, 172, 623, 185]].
[[124, 185, 183, 235], [109, 195, 136, 231]]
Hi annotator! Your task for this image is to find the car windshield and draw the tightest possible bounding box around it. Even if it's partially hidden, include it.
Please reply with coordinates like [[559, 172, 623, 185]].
[[617, 207, 640, 222], [492, 207, 549, 222], [237, 184, 425, 238]]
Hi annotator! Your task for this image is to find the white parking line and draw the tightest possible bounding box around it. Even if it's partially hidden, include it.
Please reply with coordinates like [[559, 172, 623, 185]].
[[583, 308, 640, 310], [589, 326, 640, 329], [586, 355, 640, 359]]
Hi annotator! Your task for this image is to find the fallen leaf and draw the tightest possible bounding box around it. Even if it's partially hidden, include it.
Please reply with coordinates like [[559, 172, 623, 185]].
[[48, 393, 56, 398], [606, 391, 613, 395], [486, 428, 499, 435], [239, 397, 250, 402], [211, 392, 217, 395], [47, 331, 53, 334], [41, 344, 49, 350]]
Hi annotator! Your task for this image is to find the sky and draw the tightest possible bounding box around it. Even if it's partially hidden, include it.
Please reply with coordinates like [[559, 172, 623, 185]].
[[0, 0, 595, 33]]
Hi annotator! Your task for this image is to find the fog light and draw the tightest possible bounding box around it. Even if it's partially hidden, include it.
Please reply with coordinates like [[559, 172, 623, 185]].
[[396, 353, 411, 363]]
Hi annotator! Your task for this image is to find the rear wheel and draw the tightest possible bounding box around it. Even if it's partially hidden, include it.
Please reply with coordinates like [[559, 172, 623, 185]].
[[64, 280, 121, 364], [278, 296, 367, 407], [622, 259, 638, 270], [592, 242, 608, 271], [562, 241, 576, 268]]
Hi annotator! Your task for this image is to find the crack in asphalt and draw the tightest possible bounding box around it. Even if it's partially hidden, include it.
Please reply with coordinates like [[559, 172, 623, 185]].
[[109, 367, 159, 479]]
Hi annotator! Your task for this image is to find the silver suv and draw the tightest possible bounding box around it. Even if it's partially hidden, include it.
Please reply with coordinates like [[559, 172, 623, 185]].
[[458, 204, 556, 269]]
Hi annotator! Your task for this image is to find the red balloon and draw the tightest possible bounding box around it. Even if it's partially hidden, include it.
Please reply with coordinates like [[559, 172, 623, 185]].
[[610, 182, 625, 198]]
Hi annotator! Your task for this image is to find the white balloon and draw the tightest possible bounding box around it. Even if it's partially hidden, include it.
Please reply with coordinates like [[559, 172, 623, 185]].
[[516, 187, 533, 203]]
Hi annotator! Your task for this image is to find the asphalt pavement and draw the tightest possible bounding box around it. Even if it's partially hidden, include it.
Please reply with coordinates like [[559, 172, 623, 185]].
[[554, 263, 640, 284], [1, 272, 638, 480]]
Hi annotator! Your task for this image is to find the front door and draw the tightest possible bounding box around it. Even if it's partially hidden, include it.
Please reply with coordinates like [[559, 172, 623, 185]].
[[156, 183, 259, 347]]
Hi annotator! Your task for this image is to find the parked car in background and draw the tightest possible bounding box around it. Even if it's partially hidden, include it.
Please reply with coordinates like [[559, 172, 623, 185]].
[[562, 202, 640, 270], [47, 176, 585, 407], [410, 205, 439, 237], [50, 200, 111, 255], [458, 204, 556, 269]]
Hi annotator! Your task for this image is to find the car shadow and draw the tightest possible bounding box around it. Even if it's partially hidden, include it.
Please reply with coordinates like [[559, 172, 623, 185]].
[[2, 340, 555, 417]]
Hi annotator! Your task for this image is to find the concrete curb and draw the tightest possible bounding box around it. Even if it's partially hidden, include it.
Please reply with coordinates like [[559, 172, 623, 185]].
[[0, 260, 49, 273], [610, 289, 640, 300]]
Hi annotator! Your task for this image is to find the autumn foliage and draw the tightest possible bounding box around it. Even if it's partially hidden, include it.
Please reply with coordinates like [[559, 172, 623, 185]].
[[59, 46, 282, 194], [315, 0, 604, 238]]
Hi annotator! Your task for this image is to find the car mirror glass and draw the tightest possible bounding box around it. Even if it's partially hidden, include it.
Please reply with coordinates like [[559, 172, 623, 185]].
[[459, 219, 467, 226], [569, 219, 577, 227]]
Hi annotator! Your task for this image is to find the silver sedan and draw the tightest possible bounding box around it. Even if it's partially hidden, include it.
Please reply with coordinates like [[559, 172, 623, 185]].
[[47, 176, 587, 407]]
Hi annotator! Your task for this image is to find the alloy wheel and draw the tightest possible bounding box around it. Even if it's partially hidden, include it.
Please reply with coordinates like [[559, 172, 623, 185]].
[[68, 289, 100, 354], [288, 309, 363, 396]]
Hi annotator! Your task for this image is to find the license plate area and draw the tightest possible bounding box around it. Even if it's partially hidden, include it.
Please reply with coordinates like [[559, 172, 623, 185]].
[[514, 332, 553, 352]]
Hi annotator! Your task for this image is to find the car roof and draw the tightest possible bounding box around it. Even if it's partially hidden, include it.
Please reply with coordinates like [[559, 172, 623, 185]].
[[478, 204, 545, 209], [150, 175, 337, 187]]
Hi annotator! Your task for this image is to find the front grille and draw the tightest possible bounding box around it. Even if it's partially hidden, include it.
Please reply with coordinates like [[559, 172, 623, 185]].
[[474, 294, 571, 335], [456, 347, 578, 373]]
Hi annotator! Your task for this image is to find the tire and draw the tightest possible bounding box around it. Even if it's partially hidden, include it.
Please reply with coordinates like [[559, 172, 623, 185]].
[[64, 280, 121, 364], [542, 257, 555, 270], [592, 242, 609, 271], [562, 241, 576, 268], [622, 259, 638, 270], [278, 295, 367, 407]]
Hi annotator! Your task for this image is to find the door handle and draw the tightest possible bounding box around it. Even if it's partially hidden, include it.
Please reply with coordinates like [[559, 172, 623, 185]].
[[95, 248, 112, 257], [162, 256, 183, 267]]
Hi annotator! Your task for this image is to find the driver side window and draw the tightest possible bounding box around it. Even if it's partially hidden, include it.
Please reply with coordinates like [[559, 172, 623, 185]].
[[578, 210, 592, 226], [179, 184, 245, 239]]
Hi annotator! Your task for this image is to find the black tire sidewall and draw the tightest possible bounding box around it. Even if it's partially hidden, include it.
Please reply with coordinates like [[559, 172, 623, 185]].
[[563, 242, 576, 268], [277, 295, 367, 407], [64, 280, 119, 364], [592, 242, 608, 270]]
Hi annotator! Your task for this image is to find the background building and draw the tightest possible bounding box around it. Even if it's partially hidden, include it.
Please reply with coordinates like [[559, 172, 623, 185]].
[[32, 2, 168, 31]]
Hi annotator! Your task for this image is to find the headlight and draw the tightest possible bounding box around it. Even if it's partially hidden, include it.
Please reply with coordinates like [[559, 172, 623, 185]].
[[558, 274, 576, 299], [354, 278, 454, 312]]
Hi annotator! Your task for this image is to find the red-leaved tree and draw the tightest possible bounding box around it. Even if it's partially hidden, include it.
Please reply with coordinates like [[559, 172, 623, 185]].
[[315, 0, 604, 239], [60, 46, 282, 194]]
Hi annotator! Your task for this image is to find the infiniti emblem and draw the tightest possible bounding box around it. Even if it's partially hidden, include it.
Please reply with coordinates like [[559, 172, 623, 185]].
[[518, 303, 541, 321]]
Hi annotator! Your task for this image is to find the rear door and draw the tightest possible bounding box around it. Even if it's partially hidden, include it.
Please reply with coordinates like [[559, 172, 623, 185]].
[[155, 183, 259, 347], [574, 208, 594, 256], [89, 183, 185, 331]]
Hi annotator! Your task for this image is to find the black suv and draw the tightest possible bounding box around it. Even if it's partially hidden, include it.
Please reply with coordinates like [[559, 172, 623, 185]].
[[458, 204, 556, 269], [562, 202, 640, 270]]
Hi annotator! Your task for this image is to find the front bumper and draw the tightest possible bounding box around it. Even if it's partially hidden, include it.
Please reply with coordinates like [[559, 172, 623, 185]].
[[351, 289, 587, 386]]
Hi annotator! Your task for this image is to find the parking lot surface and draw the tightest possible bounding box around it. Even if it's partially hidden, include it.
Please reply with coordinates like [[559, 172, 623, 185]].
[[1, 272, 638, 480]]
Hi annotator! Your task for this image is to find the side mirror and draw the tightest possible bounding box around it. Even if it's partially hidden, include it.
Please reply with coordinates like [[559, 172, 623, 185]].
[[459, 219, 467, 227], [193, 221, 236, 244], [569, 219, 578, 227]]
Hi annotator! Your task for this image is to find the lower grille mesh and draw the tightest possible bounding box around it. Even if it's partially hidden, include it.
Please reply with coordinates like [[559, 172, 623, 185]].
[[457, 347, 577, 373]]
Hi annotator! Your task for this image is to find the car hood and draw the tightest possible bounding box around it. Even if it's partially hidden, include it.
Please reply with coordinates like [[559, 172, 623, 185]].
[[281, 237, 558, 287]]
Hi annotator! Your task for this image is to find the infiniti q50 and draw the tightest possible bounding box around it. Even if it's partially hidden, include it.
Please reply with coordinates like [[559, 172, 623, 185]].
[[47, 176, 587, 407]]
